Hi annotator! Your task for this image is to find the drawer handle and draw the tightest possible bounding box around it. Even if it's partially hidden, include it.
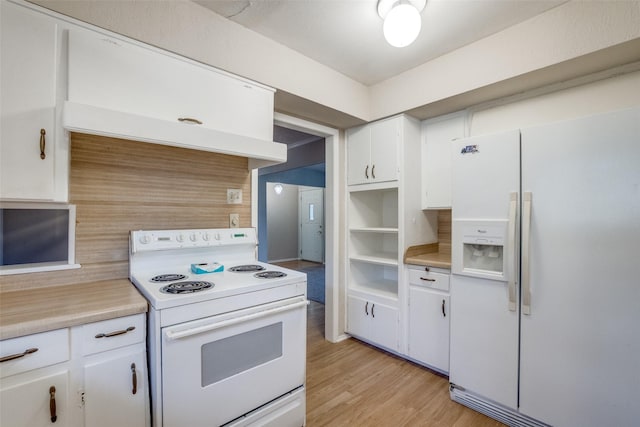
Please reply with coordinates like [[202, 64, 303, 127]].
[[0, 347, 38, 363], [95, 326, 135, 339], [178, 117, 203, 125], [131, 363, 138, 395], [364, 301, 369, 316], [40, 129, 46, 159], [420, 277, 436, 282], [50, 386, 57, 423], [371, 303, 375, 318]]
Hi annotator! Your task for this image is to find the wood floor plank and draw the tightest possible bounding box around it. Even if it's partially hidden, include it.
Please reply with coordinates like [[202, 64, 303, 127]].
[[306, 301, 504, 427]]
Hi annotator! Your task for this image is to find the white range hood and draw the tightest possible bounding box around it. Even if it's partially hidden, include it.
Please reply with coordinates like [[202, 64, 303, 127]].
[[62, 101, 287, 170], [65, 29, 287, 170]]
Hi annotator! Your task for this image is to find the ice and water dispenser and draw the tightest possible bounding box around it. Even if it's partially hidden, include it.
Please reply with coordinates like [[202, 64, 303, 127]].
[[452, 220, 508, 281]]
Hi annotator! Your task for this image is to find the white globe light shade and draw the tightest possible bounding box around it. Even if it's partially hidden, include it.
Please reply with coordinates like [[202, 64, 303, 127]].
[[383, 3, 422, 48]]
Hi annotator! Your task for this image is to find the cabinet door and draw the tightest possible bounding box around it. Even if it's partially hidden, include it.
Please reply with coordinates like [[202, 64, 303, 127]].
[[421, 113, 466, 209], [408, 287, 450, 372], [369, 118, 399, 183], [0, 1, 57, 200], [346, 126, 371, 185], [0, 370, 70, 427], [367, 300, 399, 351], [346, 295, 370, 338], [84, 347, 147, 427]]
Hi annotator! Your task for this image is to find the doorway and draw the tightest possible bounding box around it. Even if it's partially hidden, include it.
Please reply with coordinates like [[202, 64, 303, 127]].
[[252, 114, 341, 342]]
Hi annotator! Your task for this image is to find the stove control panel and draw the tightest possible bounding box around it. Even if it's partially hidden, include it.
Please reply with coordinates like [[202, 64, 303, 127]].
[[130, 228, 257, 253]]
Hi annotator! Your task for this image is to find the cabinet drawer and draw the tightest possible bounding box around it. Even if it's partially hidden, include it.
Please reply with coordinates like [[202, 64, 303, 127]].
[[408, 268, 450, 291], [0, 329, 69, 378], [80, 314, 145, 356]]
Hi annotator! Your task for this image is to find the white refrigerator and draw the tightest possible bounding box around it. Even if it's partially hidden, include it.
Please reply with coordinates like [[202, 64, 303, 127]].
[[449, 107, 640, 427]]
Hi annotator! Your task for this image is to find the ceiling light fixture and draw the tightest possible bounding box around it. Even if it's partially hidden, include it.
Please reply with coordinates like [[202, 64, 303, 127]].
[[377, 0, 426, 48], [273, 183, 283, 195]]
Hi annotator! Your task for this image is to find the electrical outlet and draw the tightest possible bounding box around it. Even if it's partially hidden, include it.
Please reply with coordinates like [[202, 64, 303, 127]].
[[227, 189, 242, 204], [229, 214, 239, 228]]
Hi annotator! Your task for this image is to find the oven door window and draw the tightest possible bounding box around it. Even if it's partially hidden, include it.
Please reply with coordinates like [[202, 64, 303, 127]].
[[202, 322, 283, 387]]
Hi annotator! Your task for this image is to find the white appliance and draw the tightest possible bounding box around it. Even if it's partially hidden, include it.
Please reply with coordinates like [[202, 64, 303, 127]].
[[449, 107, 640, 427], [129, 228, 307, 427]]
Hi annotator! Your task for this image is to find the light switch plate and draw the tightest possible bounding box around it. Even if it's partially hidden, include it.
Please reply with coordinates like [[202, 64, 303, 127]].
[[227, 189, 242, 204]]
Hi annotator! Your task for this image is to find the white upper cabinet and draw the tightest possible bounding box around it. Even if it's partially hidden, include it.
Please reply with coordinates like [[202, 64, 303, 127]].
[[67, 30, 274, 141], [421, 112, 468, 209], [347, 117, 400, 185], [0, 1, 59, 200], [64, 29, 286, 167]]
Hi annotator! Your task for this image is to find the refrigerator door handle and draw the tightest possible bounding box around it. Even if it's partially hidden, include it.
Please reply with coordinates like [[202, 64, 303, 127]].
[[522, 191, 533, 315], [507, 192, 518, 312]]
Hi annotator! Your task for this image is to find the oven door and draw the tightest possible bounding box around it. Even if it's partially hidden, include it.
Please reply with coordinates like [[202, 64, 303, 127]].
[[161, 296, 307, 427]]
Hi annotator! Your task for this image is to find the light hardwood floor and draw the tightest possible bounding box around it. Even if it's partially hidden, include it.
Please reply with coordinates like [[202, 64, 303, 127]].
[[305, 301, 504, 427]]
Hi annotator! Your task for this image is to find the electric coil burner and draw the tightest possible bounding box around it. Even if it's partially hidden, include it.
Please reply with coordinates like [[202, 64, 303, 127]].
[[151, 274, 187, 282], [160, 281, 214, 294], [229, 264, 266, 273], [254, 271, 287, 279]]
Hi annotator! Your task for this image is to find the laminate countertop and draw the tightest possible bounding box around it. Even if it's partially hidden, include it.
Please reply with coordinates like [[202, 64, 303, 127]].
[[0, 279, 148, 340], [404, 243, 452, 269]]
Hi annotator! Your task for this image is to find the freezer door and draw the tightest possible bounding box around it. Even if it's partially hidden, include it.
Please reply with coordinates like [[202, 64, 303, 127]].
[[450, 129, 520, 410], [519, 107, 640, 426]]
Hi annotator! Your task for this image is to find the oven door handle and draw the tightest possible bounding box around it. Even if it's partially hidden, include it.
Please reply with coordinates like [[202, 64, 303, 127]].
[[165, 299, 309, 341]]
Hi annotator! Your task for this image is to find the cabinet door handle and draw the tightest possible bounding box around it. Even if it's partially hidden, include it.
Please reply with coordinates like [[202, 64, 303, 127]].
[[178, 117, 203, 125], [371, 164, 376, 179], [420, 277, 436, 282], [131, 363, 138, 395], [442, 299, 446, 317], [49, 386, 57, 423], [0, 347, 38, 363], [365, 165, 369, 179], [95, 326, 135, 339], [40, 128, 46, 159], [371, 303, 375, 318], [364, 301, 369, 316]]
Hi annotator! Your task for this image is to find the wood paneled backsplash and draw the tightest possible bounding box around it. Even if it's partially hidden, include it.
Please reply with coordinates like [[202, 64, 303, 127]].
[[437, 209, 451, 256], [0, 133, 251, 291]]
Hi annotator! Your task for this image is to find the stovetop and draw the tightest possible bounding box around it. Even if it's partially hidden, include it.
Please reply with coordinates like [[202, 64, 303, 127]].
[[131, 261, 306, 309]]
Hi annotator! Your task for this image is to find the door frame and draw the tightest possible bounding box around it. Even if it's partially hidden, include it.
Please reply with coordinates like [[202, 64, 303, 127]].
[[251, 113, 344, 343]]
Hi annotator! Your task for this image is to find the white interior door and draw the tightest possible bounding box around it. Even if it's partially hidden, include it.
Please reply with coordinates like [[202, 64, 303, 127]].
[[299, 188, 324, 263]]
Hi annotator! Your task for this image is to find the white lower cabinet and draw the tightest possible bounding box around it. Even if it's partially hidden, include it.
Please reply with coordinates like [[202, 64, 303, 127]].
[[79, 314, 148, 427], [0, 369, 71, 427], [0, 314, 148, 427], [83, 347, 147, 427], [347, 295, 398, 352], [407, 266, 451, 373]]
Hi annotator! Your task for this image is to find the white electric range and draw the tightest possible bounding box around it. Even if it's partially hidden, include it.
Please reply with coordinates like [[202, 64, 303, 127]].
[[129, 228, 307, 427]]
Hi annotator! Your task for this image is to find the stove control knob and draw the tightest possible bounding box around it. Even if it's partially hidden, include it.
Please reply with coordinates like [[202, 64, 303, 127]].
[[202, 233, 210, 241], [139, 234, 151, 244], [189, 233, 197, 242], [176, 234, 185, 243], [214, 233, 221, 241]]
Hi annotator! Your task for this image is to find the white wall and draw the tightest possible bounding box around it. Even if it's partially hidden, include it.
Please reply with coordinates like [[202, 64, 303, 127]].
[[370, 1, 640, 120], [28, 0, 640, 124], [266, 182, 299, 262], [469, 70, 640, 135]]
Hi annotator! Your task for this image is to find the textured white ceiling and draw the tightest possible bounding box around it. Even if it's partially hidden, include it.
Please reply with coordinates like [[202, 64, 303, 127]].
[[196, 0, 566, 86]]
